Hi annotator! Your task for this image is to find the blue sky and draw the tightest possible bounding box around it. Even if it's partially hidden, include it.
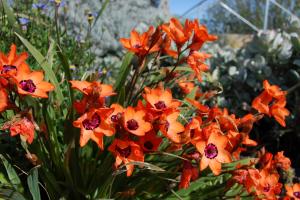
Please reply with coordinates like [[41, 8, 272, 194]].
[[169, 0, 217, 16]]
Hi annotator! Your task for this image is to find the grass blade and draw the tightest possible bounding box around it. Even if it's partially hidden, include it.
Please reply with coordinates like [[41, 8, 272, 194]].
[[27, 168, 41, 200]]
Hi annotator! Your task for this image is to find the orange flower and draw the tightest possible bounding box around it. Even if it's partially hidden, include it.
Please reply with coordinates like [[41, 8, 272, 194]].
[[179, 161, 199, 189], [70, 80, 115, 97], [108, 139, 144, 176], [187, 51, 211, 82], [159, 110, 185, 143], [252, 80, 289, 127], [73, 108, 115, 149], [0, 44, 30, 78], [274, 151, 291, 171], [178, 79, 195, 95], [70, 80, 116, 113], [161, 35, 178, 58], [0, 87, 8, 113], [189, 19, 218, 51], [162, 18, 193, 48], [143, 86, 181, 112], [252, 91, 273, 115], [120, 26, 162, 57], [196, 131, 231, 175], [285, 183, 300, 199], [184, 116, 203, 145], [9, 117, 35, 144], [270, 99, 290, 127], [186, 98, 210, 114], [107, 103, 124, 124], [14, 65, 54, 98], [138, 130, 162, 152], [123, 107, 152, 136], [263, 80, 286, 98], [251, 169, 282, 199]]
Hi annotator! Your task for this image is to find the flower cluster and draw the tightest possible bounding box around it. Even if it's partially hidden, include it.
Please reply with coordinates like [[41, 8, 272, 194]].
[[1, 17, 297, 199], [69, 18, 296, 199], [0, 44, 54, 143]]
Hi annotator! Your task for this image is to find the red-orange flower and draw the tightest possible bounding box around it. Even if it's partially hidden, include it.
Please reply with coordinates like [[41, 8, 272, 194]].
[[70, 80, 116, 113], [274, 151, 291, 171], [196, 131, 231, 175], [189, 19, 218, 51], [107, 103, 124, 124], [0, 44, 30, 78], [179, 160, 199, 189], [162, 18, 193, 48], [108, 139, 144, 176], [138, 130, 162, 152], [187, 51, 211, 82], [14, 65, 54, 98], [285, 183, 300, 199], [251, 169, 282, 199], [270, 98, 290, 127], [177, 78, 195, 95], [9, 117, 35, 144], [123, 107, 152, 136], [143, 86, 181, 112], [252, 80, 289, 127], [73, 108, 115, 149], [159, 110, 185, 143], [0, 87, 8, 113], [120, 26, 162, 57]]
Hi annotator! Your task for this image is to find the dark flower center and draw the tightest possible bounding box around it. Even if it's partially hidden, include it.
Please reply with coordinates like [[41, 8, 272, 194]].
[[294, 191, 300, 198], [127, 119, 139, 130], [82, 114, 101, 130], [165, 121, 170, 131], [263, 184, 270, 192], [19, 80, 36, 93], [204, 143, 218, 159], [154, 101, 167, 110], [190, 129, 195, 138], [116, 146, 131, 158], [111, 112, 121, 123], [1, 65, 17, 74], [133, 44, 142, 48], [144, 141, 154, 150]]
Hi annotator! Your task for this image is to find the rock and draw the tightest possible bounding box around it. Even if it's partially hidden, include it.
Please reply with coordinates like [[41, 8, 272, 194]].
[[57, 0, 170, 57]]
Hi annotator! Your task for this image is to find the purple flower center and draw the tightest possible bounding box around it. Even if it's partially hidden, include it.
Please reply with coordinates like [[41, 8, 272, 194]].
[[144, 141, 154, 150], [127, 119, 139, 130], [1, 65, 17, 74], [204, 143, 218, 159], [294, 191, 300, 198], [133, 44, 142, 48], [19, 80, 36, 93], [263, 184, 270, 192], [165, 121, 170, 131], [154, 101, 167, 110], [82, 114, 101, 130], [116, 146, 131, 158], [111, 112, 121, 123]]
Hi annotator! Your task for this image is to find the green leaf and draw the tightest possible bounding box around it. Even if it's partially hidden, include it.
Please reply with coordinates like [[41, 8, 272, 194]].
[[114, 52, 134, 90], [0, 188, 26, 200], [113, 52, 134, 101], [117, 87, 126, 105], [15, 33, 64, 105], [1, 0, 21, 34], [222, 158, 257, 171], [0, 155, 23, 193], [92, 0, 110, 28], [27, 168, 41, 200], [186, 86, 198, 100]]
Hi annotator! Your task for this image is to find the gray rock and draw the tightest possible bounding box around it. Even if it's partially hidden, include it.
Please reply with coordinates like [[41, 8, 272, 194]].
[[57, 0, 170, 57]]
